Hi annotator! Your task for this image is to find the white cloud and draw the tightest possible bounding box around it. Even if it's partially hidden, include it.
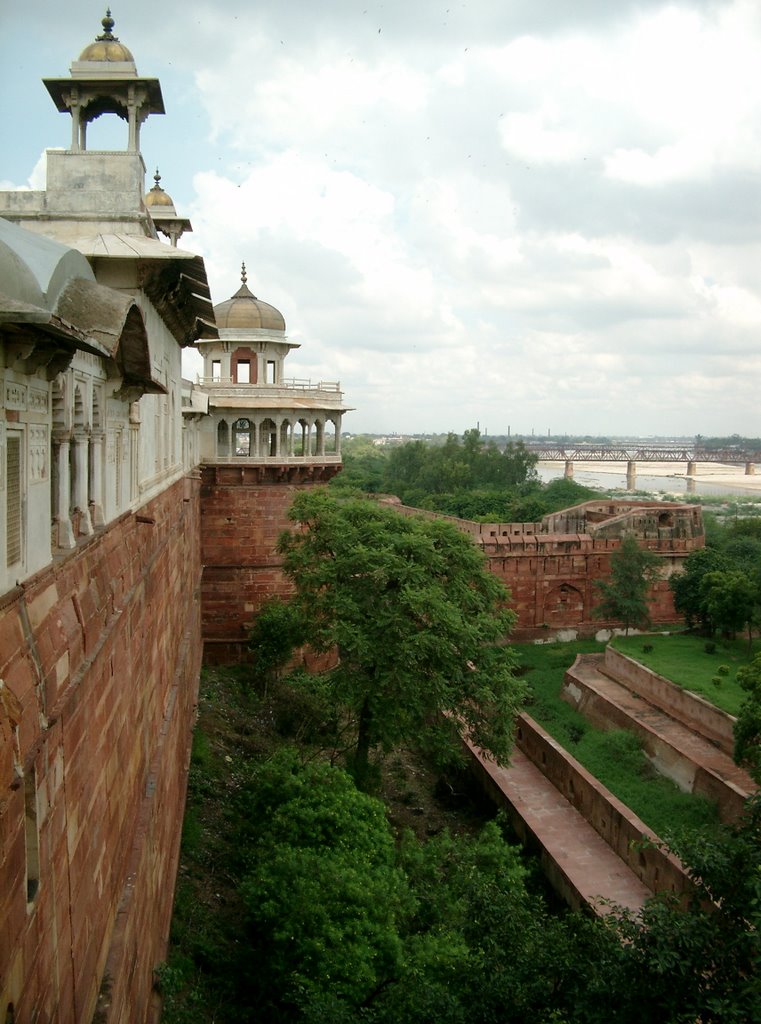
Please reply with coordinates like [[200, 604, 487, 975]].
[[6, 0, 761, 436]]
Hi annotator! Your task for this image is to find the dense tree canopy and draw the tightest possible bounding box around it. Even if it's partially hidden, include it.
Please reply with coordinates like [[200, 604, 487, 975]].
[[332, 431, 599, 522], [252, 492, 524, 783]]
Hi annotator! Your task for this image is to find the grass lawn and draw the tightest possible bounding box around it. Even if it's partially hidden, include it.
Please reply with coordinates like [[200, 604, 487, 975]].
[[609, 632, 758, 717], [512, 641, 721, 840]]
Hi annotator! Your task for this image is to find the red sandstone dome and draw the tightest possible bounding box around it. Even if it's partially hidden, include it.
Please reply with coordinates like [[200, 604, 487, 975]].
[[214, 265, 286, 332]]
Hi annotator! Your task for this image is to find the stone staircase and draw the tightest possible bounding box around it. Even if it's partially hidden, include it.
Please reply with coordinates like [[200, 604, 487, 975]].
[[464, 645, 756, 916]]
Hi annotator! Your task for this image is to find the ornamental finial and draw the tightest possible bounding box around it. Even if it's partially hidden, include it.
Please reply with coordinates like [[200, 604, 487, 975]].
[[97, 9, 117, 41], [153, 168, 162, 189], [241, 262, 247, 285]]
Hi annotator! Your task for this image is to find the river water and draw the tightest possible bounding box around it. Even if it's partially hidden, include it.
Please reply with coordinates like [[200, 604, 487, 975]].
[[536, 464, 761, 499]]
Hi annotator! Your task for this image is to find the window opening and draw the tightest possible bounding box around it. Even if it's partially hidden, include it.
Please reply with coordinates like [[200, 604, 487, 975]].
[[234, 419, 251, 456], [266, 360, 276, 384], [211, 359, 221, 381], [7, 434, 22, 566], [236, 360, 251, 384]]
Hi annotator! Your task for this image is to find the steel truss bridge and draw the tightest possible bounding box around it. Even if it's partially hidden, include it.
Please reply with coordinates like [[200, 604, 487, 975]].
[[523, 445, 761, 466]]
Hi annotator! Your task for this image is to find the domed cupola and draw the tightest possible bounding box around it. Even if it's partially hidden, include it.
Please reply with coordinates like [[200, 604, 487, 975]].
[[144, 170, 192, 246], [44, 9, 164, 154], [213, 264, 286, 333], [78, 8, 135, 63], [145, 169, 176, 212]]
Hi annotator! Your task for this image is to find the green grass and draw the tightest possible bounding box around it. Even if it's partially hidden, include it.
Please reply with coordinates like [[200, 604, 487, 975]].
[[609, 633, 758, 717], [513, 641, 721, 839]]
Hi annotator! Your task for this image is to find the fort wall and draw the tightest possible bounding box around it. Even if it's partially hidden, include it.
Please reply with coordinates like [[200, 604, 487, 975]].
[[0, 476, 203, 1022], [382, 498, 703, 638], [200, 465, 340, 664]]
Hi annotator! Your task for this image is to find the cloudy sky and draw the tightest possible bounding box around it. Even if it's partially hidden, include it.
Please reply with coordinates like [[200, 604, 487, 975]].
[[2, 0, 761, 438]]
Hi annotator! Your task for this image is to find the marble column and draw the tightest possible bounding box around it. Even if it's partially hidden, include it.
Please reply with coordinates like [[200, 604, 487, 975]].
[[71, 433, 93, 535], [53, 435, 75, 549]]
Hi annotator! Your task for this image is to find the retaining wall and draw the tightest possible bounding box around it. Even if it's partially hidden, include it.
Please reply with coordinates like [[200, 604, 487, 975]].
[[513, 714, 688, 896], [603, 646, 736, 754]]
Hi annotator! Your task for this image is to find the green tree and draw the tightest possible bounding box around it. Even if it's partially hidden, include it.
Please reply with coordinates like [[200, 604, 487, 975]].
[[268, 491, 524, 784], [235, 749, 411, 1017], [700, 569, 757, 649], [330, 437, 389, 494], [611, 792, 761, 1024], [670, 547, 732, 633], [595, 534, 661, 635], [735, 654, 761, 783], [249, 596, 306, 691]]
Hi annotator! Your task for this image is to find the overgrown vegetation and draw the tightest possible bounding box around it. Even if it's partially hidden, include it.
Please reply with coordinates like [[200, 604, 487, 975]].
[[158, 666, 615, 1023], [160, 652, 759, 1023], [515, 641, 721, 839]]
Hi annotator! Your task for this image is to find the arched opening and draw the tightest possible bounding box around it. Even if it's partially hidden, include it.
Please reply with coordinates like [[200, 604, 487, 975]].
[[233, 418, 252, 457], [543, 583, 584, 626], [279, 419, 290, 457], [296, 419, 309, 457], [260, 419, 277, 458], [324, 417, 338, 454]]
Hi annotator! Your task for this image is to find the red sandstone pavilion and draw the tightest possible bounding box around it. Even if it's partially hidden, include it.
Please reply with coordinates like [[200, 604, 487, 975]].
[[0, 12, 703, 1024]]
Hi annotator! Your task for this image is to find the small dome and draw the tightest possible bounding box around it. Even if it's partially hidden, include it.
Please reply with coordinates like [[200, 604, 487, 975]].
[[145, 170, 176, 211], [214, 264, 286, 332], [79, 9, 135, 62]]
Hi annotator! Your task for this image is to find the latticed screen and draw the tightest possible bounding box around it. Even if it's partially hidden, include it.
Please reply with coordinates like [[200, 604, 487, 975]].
[[6, 434, 21, 566]]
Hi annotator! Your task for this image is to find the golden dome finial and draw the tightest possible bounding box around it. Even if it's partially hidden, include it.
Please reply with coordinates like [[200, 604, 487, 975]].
[[97, 8, 117, 41], [241, 262, 247, 286], [153, 168, 162, 189]]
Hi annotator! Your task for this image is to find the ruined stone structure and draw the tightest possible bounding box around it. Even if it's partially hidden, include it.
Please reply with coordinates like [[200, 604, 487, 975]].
[[0, 13, 348, 1022], [384, 498, 704, 639]]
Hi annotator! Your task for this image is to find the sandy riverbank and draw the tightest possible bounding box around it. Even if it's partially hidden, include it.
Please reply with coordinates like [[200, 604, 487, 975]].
[[539, 461, 761, 496]]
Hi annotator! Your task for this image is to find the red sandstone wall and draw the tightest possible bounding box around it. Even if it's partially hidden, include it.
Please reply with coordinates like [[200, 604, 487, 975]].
[[0, 475, 203, 1024], [200, 466, 338, 664], [381, 500, 698, 638]]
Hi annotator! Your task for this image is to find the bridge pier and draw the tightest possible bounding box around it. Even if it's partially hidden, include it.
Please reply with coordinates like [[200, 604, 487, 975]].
[[686, 477, 696, 494], [687, 461, 697, 477], [564, 459, 574, 480], [626, 460, 636, 491], [745, 462, 756, 476]]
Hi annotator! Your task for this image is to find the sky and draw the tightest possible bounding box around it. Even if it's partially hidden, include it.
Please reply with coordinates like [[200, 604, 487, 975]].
[[2, 0, 761, 439]]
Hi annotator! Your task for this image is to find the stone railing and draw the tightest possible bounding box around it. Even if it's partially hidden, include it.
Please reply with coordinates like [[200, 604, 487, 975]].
[[197, 377, 343, 400]]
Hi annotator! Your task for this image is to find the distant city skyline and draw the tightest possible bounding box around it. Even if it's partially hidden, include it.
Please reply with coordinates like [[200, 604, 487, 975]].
[[2, 0, 761, 437]]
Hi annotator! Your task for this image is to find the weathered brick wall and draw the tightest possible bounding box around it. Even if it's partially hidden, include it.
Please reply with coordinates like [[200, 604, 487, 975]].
[[379, 498, 702, 638], [200, 465, 338, 664], [0, 475, 203, 1023]]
